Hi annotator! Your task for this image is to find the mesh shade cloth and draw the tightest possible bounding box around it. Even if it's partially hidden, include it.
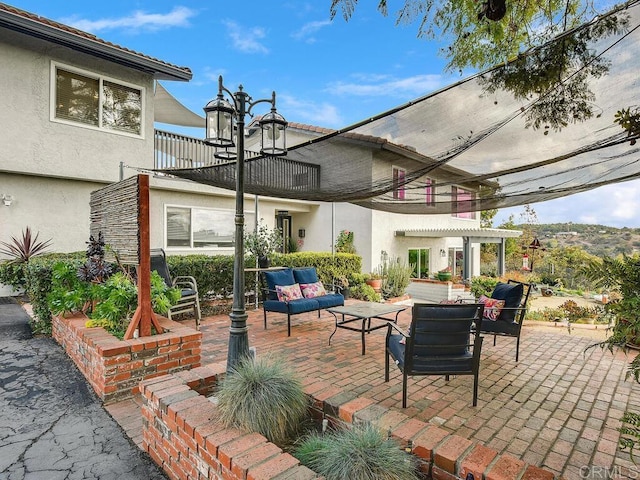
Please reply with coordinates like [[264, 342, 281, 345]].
[[158, 1, 640, 215]]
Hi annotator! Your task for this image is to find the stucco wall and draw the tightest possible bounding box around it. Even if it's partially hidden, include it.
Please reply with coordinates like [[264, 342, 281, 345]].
[[0, 28, 154, 184]]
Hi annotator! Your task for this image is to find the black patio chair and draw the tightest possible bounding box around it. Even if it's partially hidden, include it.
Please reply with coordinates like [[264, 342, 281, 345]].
[[478, 280, 532, 361], [385, 302, 484, 408], [150, 248, 201, 330]]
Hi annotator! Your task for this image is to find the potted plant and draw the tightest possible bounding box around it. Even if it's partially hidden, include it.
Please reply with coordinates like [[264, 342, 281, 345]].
[[244, 220, 283, 268], [336, 275, 350, 299], [437, 266, 453, 282], [365, 269, 383, 291]]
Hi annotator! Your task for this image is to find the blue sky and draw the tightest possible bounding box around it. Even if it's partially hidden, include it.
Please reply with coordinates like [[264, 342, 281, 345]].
[[9, 1, 640, 229]]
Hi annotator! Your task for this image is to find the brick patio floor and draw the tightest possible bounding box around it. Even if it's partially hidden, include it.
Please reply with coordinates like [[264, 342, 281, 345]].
[[108, 300, 640, 479]]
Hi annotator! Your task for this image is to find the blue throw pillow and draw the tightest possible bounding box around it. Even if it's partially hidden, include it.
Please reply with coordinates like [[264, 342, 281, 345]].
[[490, 282, 524, 322], [293, 267, 318, 284], [263, 268, 295, 300]]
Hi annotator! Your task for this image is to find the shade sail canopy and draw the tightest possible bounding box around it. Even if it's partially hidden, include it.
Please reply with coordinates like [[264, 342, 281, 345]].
[[154, 82, 205, 128], [158, 1, 640, 215]]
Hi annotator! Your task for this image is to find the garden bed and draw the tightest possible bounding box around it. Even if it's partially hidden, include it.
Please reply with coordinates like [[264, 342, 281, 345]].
[[140, 366, 557, 480], [53, 312, 201, 404]]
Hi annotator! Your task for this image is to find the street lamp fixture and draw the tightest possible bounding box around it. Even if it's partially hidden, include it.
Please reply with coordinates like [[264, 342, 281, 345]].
[[203, 76, 287, 372]]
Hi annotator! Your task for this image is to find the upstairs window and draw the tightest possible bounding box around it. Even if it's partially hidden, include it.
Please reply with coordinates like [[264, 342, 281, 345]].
[[452, 186, 476, 219], [393, 167, 406, 200], [425, 178, 435, 206], [53, 64, 143, 136]]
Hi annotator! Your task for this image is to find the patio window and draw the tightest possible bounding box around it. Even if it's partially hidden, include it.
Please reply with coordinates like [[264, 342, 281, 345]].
[[166, 205, 255, 249], [52, 63, 143, 136], [393, 167, 406, 200], [452, 186, 476, 219]]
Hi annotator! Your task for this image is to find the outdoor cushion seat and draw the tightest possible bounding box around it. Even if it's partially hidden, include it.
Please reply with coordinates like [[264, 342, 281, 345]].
[[477, 280, 532, 361], [385, 302, 485, 408], [262, 267, 344, 336], [314, 294, 344, 309], [150, 248, 202, 330]]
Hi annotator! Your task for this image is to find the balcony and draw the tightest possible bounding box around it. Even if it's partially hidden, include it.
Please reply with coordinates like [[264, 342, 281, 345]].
[[154, 129, 321, 196]]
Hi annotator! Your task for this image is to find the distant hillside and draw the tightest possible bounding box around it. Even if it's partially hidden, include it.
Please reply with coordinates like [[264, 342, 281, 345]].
[[513, 223, 640, 257]]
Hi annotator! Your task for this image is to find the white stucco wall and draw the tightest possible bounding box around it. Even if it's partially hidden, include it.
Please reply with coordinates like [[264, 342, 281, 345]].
[[0, 28, 154, 185]]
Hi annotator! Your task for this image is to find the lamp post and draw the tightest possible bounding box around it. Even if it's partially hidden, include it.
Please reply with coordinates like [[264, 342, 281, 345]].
[[204, 76, 287, 372]]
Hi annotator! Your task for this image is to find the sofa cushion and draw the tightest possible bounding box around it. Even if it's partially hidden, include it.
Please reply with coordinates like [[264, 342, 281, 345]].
[[276, 283, 303, 302], [286, 298, 321, 314], [300, 281, 327, 298], [314, 293, 344, 309], [293, 267, 319, 284], [263, 268, 295, 300], [490, 282, 524, 322]]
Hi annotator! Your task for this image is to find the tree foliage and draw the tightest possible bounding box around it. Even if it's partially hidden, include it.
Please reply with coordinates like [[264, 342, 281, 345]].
[[329, 0, 630, 132]]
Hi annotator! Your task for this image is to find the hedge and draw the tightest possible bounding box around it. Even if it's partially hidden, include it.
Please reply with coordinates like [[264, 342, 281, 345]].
[[6, 251, 360, 333]]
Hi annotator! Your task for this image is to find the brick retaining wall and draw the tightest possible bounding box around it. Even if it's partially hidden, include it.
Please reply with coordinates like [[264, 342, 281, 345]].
[[141, 366, 557, 480], [53, 312, 202, 404]]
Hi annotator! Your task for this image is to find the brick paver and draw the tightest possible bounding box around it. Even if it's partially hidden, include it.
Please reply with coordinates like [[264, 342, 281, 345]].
[[109, 301, 640, 479]]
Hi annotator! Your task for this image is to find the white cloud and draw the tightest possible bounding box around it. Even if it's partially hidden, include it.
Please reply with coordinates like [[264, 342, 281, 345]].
[[222, 20, 269, 54], [328, 73, 448, 98], [279, 94, 343, 128], [291, 20, 332, 43], [60, 6, 196, 33]]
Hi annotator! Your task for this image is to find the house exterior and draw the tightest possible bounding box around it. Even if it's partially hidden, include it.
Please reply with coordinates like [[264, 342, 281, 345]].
[[0, 3, 519, 296]]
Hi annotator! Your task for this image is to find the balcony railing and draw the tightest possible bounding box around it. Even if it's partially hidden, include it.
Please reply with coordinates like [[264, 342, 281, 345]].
[[154, 129, 321, 196]]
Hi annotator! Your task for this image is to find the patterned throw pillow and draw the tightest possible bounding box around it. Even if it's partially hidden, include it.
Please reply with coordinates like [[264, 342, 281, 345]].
[[276, 283, 303, 302], [479, 294, 506, 321], [300, 281, 327, 298]]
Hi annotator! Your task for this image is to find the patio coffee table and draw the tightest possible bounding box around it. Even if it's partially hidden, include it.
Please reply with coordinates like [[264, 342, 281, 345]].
[[327, 302, 408, 355]]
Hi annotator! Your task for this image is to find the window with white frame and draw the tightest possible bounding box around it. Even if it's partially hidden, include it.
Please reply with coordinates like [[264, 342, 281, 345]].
[[392, 167, 406, 200], [52, 63, 143, 136], [452, 186, 476, 219], [166, 205, 255, 249]]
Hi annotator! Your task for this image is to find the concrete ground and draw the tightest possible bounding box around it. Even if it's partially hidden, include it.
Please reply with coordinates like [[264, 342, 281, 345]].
[[0, 298, 167, 480]]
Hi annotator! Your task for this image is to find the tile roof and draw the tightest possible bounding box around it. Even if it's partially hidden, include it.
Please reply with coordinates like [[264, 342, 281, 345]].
[[0, 2, 192, 81]]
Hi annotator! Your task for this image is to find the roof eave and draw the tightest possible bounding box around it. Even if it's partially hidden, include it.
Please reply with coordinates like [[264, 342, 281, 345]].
[[0, 8, 192, 82]]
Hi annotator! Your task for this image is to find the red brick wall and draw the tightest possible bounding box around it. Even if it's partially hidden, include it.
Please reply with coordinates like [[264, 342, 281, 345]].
[[53, 313, 202, 404], [140, 367, 557, 480]]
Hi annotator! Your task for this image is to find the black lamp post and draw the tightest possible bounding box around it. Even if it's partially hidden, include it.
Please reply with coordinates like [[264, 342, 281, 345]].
[[204, 76, 287, 372]]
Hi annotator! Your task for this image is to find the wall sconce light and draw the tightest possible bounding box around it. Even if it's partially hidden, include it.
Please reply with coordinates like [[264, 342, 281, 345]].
[[440, 248, 446, 257], [2, 194, 13, 207], [298, 228, 305, 238]]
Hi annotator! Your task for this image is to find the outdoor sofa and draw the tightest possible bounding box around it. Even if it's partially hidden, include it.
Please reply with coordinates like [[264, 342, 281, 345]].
[[261, 267, 344, 336]]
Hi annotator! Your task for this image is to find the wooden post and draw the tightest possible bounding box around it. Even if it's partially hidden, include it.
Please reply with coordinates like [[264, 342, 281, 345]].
[[124, 175, 163, 339]]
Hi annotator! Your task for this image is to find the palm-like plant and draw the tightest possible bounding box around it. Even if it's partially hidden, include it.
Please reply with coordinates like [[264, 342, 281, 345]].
[[0, 226, 52, 262]]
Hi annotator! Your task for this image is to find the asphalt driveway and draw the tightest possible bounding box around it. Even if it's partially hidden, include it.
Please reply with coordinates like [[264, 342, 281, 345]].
[[0, 297, 167, 480]]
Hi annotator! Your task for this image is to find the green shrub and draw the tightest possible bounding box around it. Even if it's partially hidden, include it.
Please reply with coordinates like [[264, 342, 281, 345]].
[[215, 355, 308, 446], [379, 256, 414, 299], [470, 276, 499, 298], [294, 423, 420, 480], [350, 283, 381, 302], [25, 252, 85, 334], [270, 252, 362, 286]]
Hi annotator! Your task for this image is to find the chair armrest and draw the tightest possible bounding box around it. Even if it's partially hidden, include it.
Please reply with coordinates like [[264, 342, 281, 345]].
[[386, 321, 408, 338]]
